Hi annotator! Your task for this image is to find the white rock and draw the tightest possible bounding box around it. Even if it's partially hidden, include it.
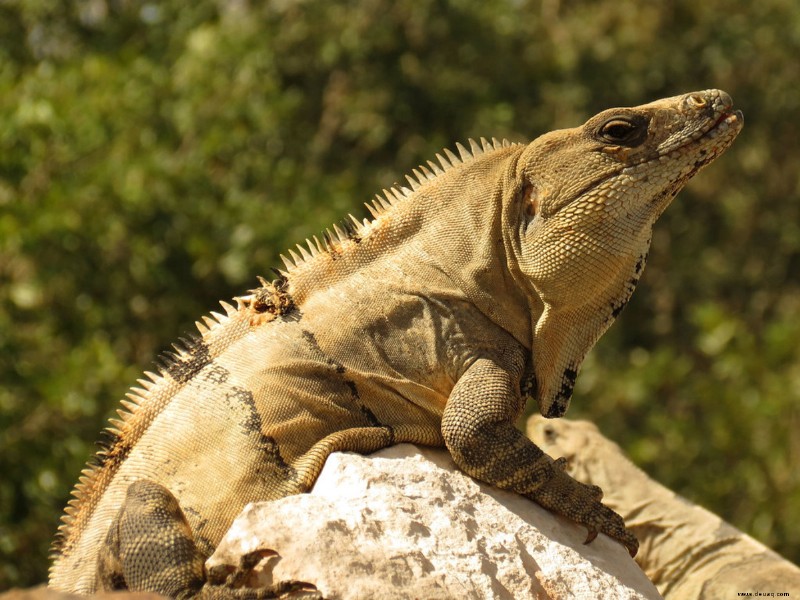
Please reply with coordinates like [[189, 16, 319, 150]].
[[208, 444, 662, 600]]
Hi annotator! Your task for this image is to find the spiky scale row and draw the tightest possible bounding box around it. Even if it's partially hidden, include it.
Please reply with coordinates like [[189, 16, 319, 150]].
[[443, 147, 460, 166], [275, 137, 516, 273], [405, 174, 421, 192], [120, 398, 139, 412]]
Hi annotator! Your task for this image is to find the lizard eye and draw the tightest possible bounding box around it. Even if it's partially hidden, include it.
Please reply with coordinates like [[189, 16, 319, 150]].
[[600, 117, 637, 144], [597, 116, 648, 146]]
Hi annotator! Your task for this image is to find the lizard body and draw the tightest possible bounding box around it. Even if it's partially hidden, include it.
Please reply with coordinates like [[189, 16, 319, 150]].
[[49, 90, 742, 597]]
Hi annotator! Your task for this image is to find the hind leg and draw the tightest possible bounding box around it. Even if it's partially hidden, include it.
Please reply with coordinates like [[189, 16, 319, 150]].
[[97, 479, 206, 596], [98, 480, 321, 599]]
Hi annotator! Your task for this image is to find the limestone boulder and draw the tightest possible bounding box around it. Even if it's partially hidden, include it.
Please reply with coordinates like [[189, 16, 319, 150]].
[[208, 444, 661, 599]]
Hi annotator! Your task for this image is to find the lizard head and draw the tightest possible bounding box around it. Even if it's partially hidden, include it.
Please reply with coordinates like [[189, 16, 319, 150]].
[[513, 89, 743, 418]]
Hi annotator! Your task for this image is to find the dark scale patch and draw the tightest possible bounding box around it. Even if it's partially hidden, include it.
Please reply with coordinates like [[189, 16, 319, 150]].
[[252, 276, 295, 316], [345, 380, 360, 400], [322, 230, 342, 259], [559, 368, 578, 398], [345, 373, 386, 428], [544, 398, 569, 419], [204, 364, 230, 385], [300, 329, 321, 355], [256, 434, 298, 483], [182, 506, 209, 540], [520, 372, 536, 402], [89, 426, 134, 475], [518, 358, 538, 414], [610, 298, 629, 319], [545, 367, 578, 418], [301, 329, 386, 429], [106, 571, 127, 591], [181, 505, 215, 558], [340, 218, 362, 243], [301, 329, 347, 374], [221, 385, 300, 485], [160, 338, 211, 384], [223, 386, 261, 434], [608, 256, 648, 323], [95, 428, 121, 454], [609, 281, 636, 319], [634, 251, 649, 275], [359, 403, 383, 428]]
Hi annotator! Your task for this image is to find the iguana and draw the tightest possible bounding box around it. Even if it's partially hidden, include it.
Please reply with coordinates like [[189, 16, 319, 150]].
[[49, 89, 742, 597]]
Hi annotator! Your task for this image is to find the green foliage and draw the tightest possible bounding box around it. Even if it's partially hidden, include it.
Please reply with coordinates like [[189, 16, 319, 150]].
[[1, 0, 798, 588]]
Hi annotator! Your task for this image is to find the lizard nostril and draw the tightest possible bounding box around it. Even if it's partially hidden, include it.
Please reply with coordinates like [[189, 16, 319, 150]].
[[686, 93, 707, 109]]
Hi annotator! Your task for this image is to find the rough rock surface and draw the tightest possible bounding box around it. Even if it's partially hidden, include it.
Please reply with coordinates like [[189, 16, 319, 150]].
[[208, 444, 661, 600]]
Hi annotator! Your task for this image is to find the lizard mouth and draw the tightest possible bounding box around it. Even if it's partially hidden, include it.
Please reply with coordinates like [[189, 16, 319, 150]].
[[684, 108, 743, 170], [642, 106, 743, 206], [674, 105, 743, 152], [716, 108, 744, 126], [652, 100, 743, 162], [648, 104, 743, 178], [705, 108, 744, 139]]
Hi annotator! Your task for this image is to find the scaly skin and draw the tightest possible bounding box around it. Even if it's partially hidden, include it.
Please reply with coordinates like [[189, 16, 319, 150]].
[[49, 90, 742, 597]]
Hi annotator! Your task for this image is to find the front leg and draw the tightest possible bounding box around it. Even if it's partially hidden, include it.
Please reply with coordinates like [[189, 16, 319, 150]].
[[441, 355, 639, 556]]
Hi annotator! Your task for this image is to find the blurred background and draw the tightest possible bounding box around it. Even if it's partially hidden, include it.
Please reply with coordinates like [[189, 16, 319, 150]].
[[1, 0, 799, 588]]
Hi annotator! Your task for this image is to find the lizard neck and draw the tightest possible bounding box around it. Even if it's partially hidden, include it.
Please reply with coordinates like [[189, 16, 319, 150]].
[[416, 146, 536, 350]]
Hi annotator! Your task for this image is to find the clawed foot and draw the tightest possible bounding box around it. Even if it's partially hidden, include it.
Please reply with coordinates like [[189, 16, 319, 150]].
[[203, 549, 322, 599], [533, 458, 639, 557]]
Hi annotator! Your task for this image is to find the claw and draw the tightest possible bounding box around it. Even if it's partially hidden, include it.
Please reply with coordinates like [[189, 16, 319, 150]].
[[583, 527, 598, 545], [226, 548, 280, 587], [626, 537, 640, 558], [240, 548, 279, 571], [272, 580, 321, 597]]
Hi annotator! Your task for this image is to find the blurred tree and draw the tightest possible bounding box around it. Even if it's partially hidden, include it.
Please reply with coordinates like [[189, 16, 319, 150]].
[[1, 0, 798, 588]]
